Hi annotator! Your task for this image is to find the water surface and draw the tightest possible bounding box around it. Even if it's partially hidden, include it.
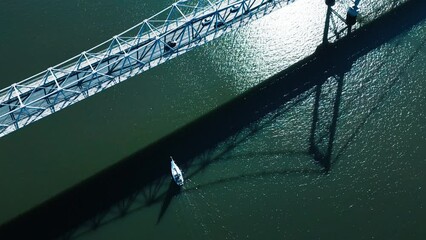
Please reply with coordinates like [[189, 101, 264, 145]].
[[0, 0, 424, 239]]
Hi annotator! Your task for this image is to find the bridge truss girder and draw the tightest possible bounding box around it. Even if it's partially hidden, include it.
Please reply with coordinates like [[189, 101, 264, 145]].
[[0, 0, 292, 138]]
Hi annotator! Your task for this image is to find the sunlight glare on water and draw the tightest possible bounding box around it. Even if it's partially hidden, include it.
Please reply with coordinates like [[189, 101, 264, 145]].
[[206, 0, 326, 93]]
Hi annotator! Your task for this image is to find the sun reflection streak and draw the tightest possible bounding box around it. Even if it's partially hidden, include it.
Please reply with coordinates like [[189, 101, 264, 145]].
[[205, 0, 408, 94], [206, 0, 326, 93]]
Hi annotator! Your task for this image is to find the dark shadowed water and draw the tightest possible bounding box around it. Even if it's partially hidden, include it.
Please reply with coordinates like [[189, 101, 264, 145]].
[[0, 0, 425, 239]]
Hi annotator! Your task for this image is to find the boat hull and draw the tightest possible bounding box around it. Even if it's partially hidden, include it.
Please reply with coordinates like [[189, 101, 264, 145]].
[[170, 158, 184, 186]]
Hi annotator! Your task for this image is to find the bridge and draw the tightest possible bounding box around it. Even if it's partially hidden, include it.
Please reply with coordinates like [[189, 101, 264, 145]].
[[0, 0, 360, 138]]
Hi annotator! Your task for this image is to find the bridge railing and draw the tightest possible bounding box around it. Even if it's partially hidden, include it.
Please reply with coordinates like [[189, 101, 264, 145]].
[[0, 0, 290, 137]]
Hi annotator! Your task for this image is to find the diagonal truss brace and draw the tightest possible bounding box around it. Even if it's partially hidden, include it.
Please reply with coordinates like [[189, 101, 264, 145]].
[[0, 0, 295, 138]]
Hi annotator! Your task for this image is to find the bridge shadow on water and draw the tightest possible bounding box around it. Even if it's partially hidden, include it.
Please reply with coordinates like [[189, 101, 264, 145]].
[[0, 0, 425, 239]]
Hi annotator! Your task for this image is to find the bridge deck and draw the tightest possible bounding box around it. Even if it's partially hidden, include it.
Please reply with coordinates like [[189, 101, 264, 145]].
[[0, 0, 293, 137]]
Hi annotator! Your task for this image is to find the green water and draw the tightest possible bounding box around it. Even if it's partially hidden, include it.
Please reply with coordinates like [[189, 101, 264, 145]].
[[0, 0, 425, 239]]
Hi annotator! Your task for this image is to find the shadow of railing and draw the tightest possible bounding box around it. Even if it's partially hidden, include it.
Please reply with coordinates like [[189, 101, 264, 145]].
[[0, 0, 425, 239]]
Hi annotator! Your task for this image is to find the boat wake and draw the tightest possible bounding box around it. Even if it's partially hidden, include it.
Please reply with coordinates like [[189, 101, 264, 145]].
[[176, 178, 238, 240]]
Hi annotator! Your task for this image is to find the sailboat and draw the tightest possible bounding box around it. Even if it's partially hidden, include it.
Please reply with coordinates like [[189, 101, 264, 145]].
[[170, 156, 184, 186]]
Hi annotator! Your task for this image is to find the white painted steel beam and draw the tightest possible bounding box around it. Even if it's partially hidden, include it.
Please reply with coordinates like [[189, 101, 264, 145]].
[[0, 0, 295, 137]]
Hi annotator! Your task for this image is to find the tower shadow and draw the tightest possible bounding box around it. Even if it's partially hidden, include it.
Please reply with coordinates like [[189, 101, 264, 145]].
[[309, 68, 344, 172]]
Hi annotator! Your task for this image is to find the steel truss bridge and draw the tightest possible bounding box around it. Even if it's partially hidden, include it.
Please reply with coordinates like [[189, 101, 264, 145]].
[[0, 0, 360, 138]]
